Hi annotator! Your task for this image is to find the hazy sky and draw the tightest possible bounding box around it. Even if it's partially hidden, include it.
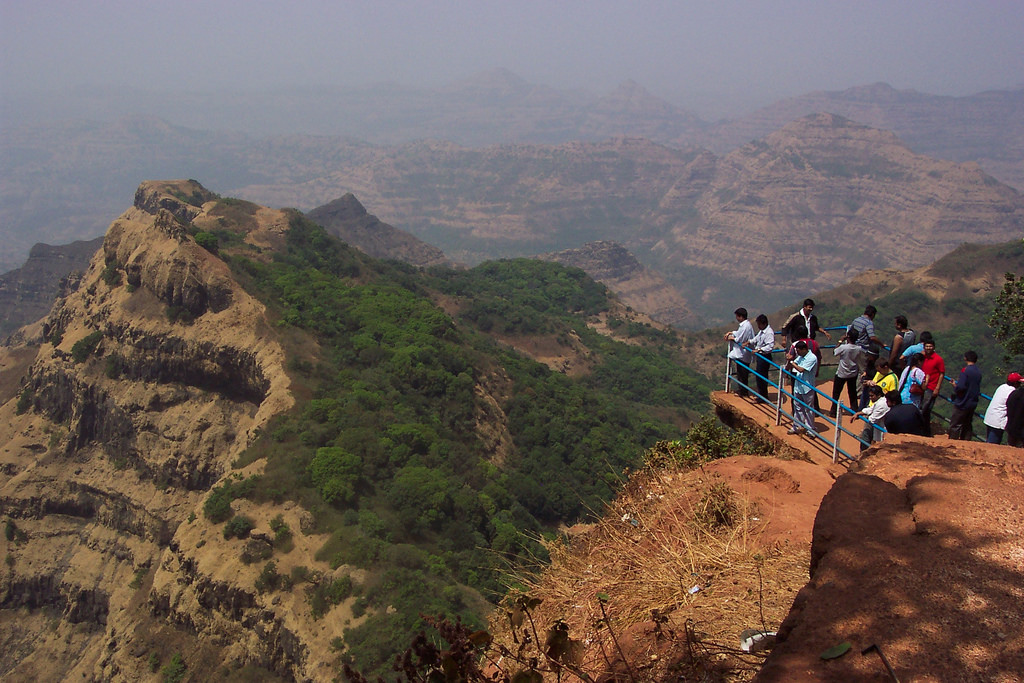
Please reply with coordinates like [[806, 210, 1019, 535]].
[[2, 0, 1022, 117]]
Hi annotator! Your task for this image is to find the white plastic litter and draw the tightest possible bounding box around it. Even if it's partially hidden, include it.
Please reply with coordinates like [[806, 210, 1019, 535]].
[[739, 629, 777, 653]]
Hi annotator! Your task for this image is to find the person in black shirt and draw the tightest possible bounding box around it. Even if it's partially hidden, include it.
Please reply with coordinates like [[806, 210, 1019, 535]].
[[1006, 383, 1024, 447], [883, 391, 927, 436]]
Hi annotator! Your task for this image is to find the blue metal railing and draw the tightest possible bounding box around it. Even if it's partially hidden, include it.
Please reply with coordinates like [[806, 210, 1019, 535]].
[[724, 350, 879, 464]]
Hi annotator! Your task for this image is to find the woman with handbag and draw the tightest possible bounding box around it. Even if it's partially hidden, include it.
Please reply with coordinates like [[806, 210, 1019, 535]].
[[898, 352, 927, 409]]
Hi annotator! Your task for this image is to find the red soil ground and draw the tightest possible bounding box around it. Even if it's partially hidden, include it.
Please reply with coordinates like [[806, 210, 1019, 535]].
[[714, 389, 1024, 682]]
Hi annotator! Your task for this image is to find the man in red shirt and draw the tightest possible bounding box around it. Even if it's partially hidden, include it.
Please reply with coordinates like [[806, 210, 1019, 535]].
[[920, 340, 945, 436]]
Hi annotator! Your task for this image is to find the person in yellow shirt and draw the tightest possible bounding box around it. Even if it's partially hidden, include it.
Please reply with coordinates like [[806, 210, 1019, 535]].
[[865, 359, 899, 397]]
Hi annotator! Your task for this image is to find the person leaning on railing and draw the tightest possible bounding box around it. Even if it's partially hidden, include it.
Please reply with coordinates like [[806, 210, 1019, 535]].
[[851, 385, 889, 451], [724, 307, 755, 398], [745, 313, 776, 405], [830, 328, 862, 417], [786, 340, 818, 435]]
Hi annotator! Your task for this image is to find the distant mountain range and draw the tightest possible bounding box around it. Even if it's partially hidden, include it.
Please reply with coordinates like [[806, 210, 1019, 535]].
[[704, 82, 1024, 189], [227, 114, 1024, 319], [2, 72, 1022, 316]]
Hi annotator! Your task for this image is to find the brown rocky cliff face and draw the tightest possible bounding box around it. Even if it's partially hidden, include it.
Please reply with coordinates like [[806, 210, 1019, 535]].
[[657, 113, 1024, 307], [700, 83, 1024, 191], [755, 438, 1024, 681], [0, 181, 344, 681]]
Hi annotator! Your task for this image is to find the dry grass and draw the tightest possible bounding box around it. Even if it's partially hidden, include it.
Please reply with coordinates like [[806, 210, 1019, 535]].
[[488, 462, 809, 681]]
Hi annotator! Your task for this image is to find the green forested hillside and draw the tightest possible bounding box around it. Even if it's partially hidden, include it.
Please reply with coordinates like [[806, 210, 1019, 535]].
[[205, 207, 712, 674]]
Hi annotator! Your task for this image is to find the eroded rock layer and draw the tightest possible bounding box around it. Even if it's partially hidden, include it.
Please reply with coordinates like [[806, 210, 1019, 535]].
[[0, 181, 345, 681]]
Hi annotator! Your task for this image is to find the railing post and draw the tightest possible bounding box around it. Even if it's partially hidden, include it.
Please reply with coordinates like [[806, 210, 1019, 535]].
[[832, 401, 842, 464], [725, 355, 732, 392], [775, 363, 784, 427]]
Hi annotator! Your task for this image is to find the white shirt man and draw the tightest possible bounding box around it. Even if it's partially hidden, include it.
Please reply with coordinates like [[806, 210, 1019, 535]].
[[725, 307, 755, 397]]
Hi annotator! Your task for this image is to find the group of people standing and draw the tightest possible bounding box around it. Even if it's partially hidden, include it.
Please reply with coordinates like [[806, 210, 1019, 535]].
[[725, 301, 1024, 449]]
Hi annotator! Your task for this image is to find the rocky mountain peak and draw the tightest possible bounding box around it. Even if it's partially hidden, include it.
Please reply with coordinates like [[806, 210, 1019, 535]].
[[307, 192, 368, 221], [833, 81, 920, 102], [592, 79, 702, 125], [306, 194, 451, 268], [133, 179, 217, 224]]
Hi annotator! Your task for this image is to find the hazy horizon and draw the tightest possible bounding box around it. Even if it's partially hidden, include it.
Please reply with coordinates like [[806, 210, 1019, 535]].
[[2, 1, 1022, 123]]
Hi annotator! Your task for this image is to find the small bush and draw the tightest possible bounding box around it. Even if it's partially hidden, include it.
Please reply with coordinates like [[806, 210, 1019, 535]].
[[255, 560, 281, 593], [71, 331, 104, 363], [161, 653, 186, 683], [682, 416, 742, 462], [4, 520, 27, 544], [15, 388, 32, 415], [165, 306, 195, 325], [203, 485, 234, 523], [308, 575, 354, 619], [105, 353, 125, 379], [270, 514, 293, 551], [129, 566, 149, 589], [223, 515, 255, 540], [241, 538, 273, 564], [194, 231, 220, 255], [148, 651, 161, 672], [694, 482, 738, 530], [101, 260, 122, 287]]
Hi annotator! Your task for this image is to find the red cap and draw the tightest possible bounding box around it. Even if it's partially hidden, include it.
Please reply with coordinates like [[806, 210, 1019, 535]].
[[1008, 372, 1023, 384]]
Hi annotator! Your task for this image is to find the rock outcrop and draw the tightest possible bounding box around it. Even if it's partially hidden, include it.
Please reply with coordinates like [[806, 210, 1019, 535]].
[[0, 180, 343, 681], [306, 193, 451, 268], [755, 437, 1024, 681]]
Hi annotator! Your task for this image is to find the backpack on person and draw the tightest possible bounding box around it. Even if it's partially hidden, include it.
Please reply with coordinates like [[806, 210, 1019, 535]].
[[901, 328, 916, 350]]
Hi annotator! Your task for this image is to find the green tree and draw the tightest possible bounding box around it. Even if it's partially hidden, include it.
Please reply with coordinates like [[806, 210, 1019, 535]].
[[308, 446, 362, 505], [388, 466, 453, 532], [989, 272, 1024, 357], [194, 231, 219, 254]]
